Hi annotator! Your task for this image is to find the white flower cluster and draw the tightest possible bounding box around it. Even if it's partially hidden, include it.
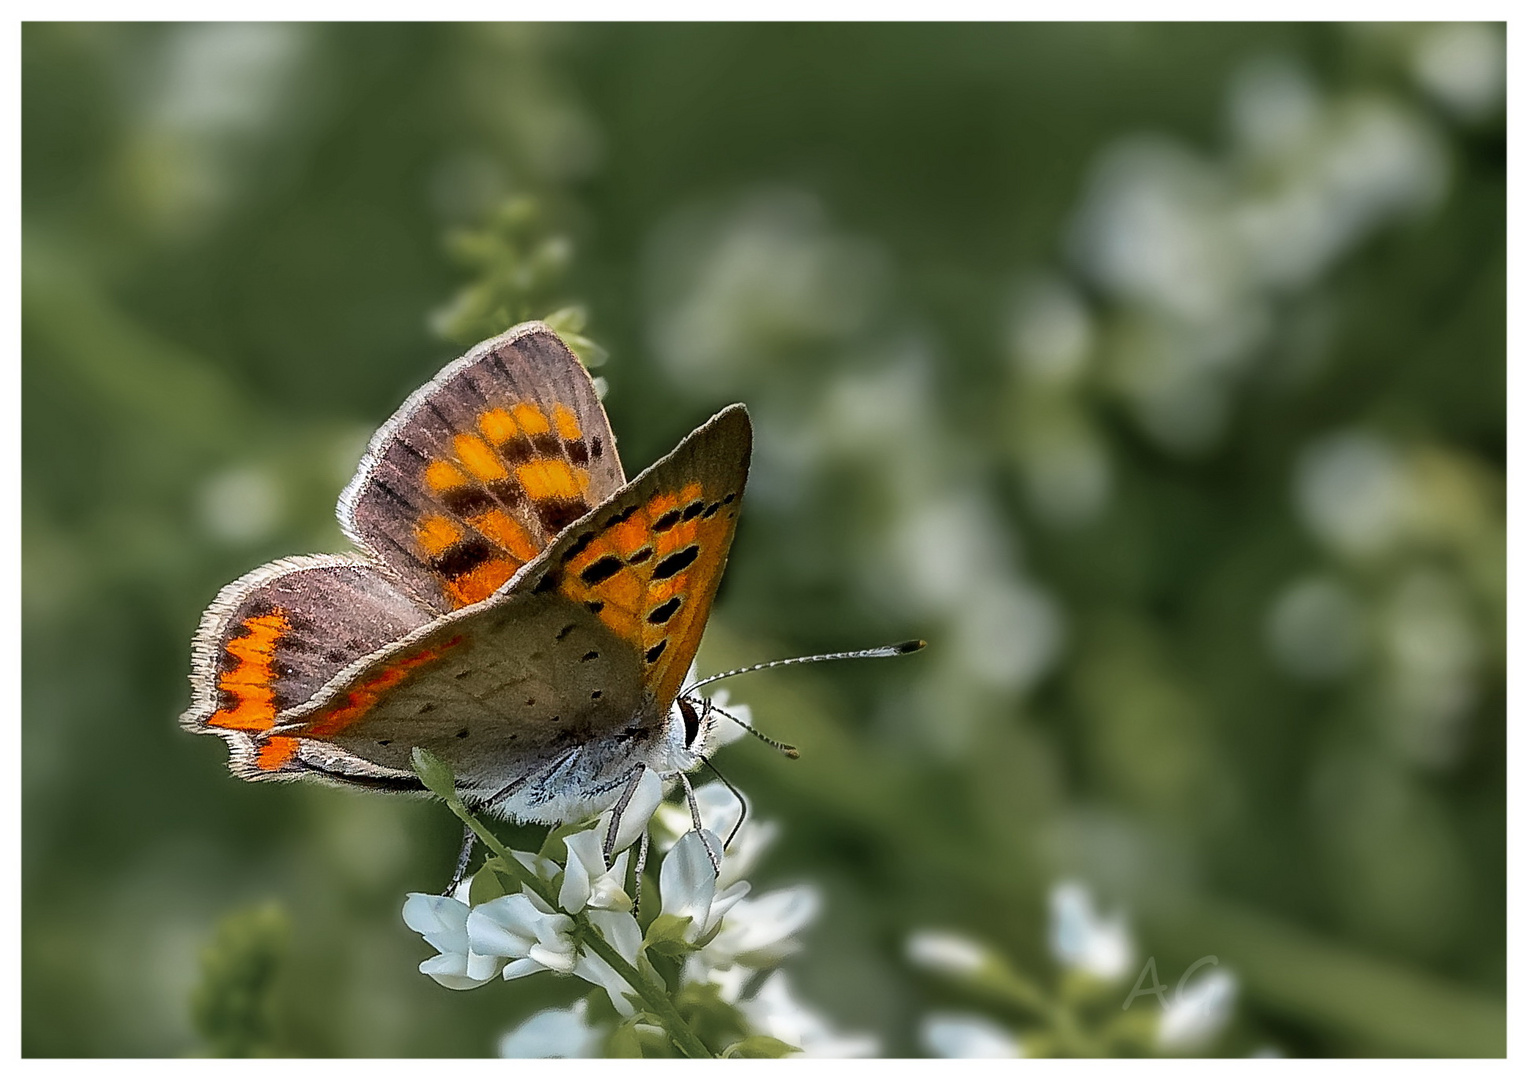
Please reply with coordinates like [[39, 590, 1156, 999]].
[[908, 881, 1238, 1058], [402, 767, 876, 1058]]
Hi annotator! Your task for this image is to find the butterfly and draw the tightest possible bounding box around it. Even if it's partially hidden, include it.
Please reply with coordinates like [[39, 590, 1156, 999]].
[[182, 321, 752, 829]]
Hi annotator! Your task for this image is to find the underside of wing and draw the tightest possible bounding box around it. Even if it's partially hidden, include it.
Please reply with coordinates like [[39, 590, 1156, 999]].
[[182, 554, 429, 779], [339, 322, 625, 614]]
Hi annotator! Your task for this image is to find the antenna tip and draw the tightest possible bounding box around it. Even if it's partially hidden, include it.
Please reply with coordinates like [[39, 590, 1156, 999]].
[[895, 639, 928, 654], [782, 745, 801, 759]]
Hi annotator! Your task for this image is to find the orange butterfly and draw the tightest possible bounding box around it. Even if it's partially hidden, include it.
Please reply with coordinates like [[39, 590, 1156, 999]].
[[183, 322, 751, 827]]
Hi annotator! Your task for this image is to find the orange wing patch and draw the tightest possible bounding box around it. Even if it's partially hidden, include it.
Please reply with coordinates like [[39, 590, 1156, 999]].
[[296, 635, 466, 740], [207, 609, 301, 771], [557, 481, 740, 709], [410, 402, 602, 609]]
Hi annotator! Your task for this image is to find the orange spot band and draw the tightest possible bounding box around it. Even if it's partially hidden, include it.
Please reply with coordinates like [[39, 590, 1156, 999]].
[[302, 636, 465, 739]]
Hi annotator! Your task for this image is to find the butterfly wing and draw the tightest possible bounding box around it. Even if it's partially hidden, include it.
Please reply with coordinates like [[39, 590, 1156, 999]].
[[339, 322, 625, 613], [269, 405, 751, 813], [181, 555, 431, 779]]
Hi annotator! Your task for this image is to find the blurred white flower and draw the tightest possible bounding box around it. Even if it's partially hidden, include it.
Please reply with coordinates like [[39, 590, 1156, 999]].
[[1265, 575, 1365, 682], [198, 465, 285, 545], [738, 971, 880, 1058], [1411, 23, 1504, 121], [466, 891, 577, 979], [905, 929, 991, 979], [499, 998, 606, 1058], [920, 1012, 1023, 1058], [1048, 881, 1134, 981], [1010, 277, 1094, 385], [401, 891, 503, 990], [704, 688, 752, 750], [695, 885, 819, 970], [1295, 431, 1411, 558], [1158, 966, 1238, 1052]]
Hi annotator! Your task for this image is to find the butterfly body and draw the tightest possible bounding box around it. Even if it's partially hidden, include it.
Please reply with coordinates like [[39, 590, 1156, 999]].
[[183, 322, 748, 823]]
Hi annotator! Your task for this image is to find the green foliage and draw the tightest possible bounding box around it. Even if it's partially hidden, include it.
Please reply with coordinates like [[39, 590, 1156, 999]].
[[189, 904, 290, 1057]]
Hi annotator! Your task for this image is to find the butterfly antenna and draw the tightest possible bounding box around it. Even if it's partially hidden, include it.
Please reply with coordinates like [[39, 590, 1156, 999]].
[[684, 639, 926, 694], [699, 697, 800, 759]]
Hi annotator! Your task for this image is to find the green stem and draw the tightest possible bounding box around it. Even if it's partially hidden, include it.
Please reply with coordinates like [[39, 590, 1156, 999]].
[[438, 793, 555, 906], [577, 917, 713, 1059]]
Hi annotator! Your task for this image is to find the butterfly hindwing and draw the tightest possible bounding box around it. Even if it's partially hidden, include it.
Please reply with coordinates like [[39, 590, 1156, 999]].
[[181, 555, 430, 778], [339, 322, 625, 614]]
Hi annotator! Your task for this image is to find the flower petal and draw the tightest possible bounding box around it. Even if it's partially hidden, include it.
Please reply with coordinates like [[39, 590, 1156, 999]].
[[402, 892, 470, 955], [468, 894, 548, 958], [588, 908, 643, 966], [659, 829, 720, 939], [560, 829, 604, 913], [419, 950, 496, 990]]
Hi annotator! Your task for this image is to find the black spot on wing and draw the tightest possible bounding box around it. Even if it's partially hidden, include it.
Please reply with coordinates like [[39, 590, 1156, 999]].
[[579, 555, 623, 585], [645, 640, 668, 664], [653, 509, 682, 531], [535, 498, 586, 535], [431, 537, 494, 580], [440, 485, 497, 518], [652, 545, 699, 580], [647, 597, 682, 624]]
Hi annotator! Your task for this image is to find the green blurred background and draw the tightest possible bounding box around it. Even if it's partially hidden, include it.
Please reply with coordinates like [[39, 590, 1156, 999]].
[[22, 22, 1504, 1057]]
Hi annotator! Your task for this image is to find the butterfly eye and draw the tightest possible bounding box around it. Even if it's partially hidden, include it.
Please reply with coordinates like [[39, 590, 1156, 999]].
[[679, 697, 703, 748]]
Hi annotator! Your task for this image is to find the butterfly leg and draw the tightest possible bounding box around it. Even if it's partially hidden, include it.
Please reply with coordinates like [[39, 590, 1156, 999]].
[[603, 764, 648, 863], [678, 772, 722, 874], [632, 828, 651, 920], [443, 822, 476, 896], [700, 757, 748, 849]]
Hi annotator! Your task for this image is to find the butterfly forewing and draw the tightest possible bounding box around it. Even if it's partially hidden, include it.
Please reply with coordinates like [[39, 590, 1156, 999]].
[[540, 404, 752, 712], [339, 322, 624, 614]]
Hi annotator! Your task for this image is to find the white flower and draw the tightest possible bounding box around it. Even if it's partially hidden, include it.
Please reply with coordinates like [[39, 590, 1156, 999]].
[[595, 766, 666, 855], [1158, 967, 1238, 1052], [920, 1012, 1023, 1058], [738, 971, 879, 1058], [401, 891, 504, 989], [559, 827, 631, 913], [658, 829, 740, 942], [467, 891, 577, 979], [1048, 881, 1134, 981], [905, 929, 991, 979], [498, 998, 606, 1058], [696, 885, 818, 969], [572, 908, 645, 1016]]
